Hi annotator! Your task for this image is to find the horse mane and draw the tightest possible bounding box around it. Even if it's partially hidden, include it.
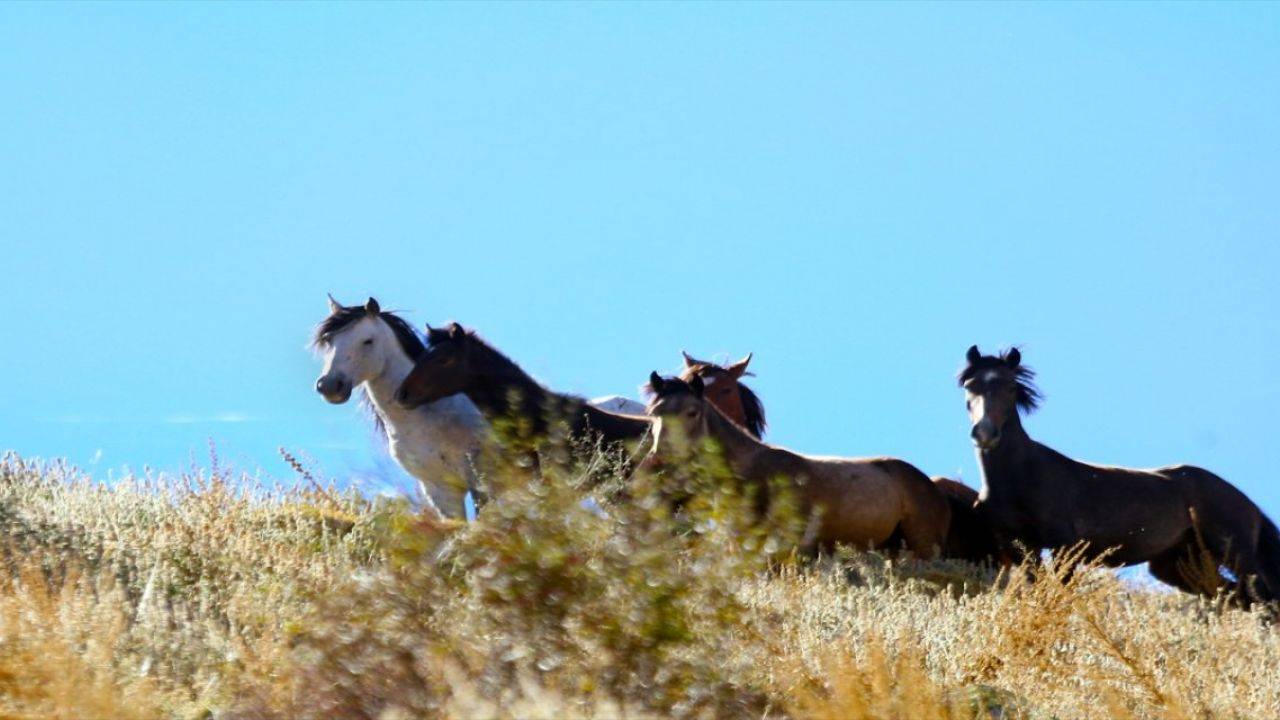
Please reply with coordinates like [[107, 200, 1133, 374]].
[[313, 305, 425, 360], [735, 382, 767, 438], [959, 349, 1043, 413], [433, 329, 550, 400], [702, 393, 767, 448]]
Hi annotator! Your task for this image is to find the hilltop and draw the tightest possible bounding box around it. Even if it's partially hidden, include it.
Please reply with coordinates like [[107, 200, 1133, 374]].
[[0, 450, 1276, 719]]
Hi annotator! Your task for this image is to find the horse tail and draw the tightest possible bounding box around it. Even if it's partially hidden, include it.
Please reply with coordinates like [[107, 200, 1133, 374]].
[[1253, 513, 1280, 602]]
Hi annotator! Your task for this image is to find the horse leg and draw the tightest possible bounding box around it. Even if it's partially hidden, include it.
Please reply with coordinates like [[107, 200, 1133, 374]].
[[1185, 514, 1276, 605], [1217, 514, 1280, 605], [462, 450, 491, 511], [1159, 523, 1263, 605], [896, 509, 948, 560], [1251, 518, 1280, 604], [1147, 548, 1204, 596], [1217, 533, 1280, 607], [420, 478, 468, 520]]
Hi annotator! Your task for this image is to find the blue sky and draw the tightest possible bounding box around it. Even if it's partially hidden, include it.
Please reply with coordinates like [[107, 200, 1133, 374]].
[[2, 4, 1278, 512]]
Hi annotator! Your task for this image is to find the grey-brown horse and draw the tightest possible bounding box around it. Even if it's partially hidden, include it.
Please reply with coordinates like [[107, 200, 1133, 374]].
[[680, 352, 996, 562], [645, 373, 950, 556]]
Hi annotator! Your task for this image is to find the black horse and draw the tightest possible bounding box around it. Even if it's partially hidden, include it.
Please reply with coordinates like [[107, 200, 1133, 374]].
[[394, 323, 652, 451], [961, 345, 1280, 603]]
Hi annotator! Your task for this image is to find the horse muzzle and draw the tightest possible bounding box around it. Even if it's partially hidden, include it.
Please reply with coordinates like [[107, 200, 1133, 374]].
[[970, 421, 1002, 451], [316, 375, 352, 404]]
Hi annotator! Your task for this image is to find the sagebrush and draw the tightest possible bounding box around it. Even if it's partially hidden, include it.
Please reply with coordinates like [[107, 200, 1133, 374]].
[[0, 445, 1276, 719]]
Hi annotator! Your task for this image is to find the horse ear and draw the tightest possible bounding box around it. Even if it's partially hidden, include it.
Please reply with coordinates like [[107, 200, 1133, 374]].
[[649, 372, 666, 395], [448, 322, 466, 340], [327, 293, 342, 314], [966, 345, 982, 365], [681, 350, 697, 368], [727, 352, 753, 379], [689, 373, 705, 398], [364, 297, 381, 315], [1004, 347, 1022, 368]]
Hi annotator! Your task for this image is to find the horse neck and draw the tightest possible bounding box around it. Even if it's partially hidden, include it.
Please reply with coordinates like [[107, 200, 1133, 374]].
[[976, 413, 1038, 490], [359, 341, 422, 440], [464, 345, 565, 424], [704, 403, 766, 470]]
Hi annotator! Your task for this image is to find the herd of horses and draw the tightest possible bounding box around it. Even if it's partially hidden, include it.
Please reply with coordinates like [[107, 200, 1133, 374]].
[[314, 295, 1280, 606]]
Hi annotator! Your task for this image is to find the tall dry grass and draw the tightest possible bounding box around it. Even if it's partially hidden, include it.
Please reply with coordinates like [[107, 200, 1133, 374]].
[[0, 447, 1277, 719]]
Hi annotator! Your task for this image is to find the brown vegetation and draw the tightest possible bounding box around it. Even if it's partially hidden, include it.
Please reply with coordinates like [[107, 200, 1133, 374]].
[[0, 447, 1276, 719]]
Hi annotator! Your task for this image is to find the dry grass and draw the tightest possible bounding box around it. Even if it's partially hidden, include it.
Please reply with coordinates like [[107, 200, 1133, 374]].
[[0, 449, 1277, 719]]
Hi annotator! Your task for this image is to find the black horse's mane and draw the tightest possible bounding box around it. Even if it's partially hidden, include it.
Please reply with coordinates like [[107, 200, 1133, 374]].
[[959, 349, 1043, 412], [428, 328, 548, 397]]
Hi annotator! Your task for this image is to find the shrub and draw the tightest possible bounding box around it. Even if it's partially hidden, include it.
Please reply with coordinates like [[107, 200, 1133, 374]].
[[1, 437, 1278, 720]]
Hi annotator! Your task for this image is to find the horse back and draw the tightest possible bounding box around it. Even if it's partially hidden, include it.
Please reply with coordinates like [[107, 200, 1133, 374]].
[[804, 456, 947, 517], [1156, 464, 1264, 528], [860, 458, 945, 500], [577, 402, 652, 443]]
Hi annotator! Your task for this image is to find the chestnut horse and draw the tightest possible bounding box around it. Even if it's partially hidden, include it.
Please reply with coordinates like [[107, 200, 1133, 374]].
[[395, 323, 652, 451], [645, 373, 950, 556], [962, 345, 1280, 602], [678, 351, 766, 439]]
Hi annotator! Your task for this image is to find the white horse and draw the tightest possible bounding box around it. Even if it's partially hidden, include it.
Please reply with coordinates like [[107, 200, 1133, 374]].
[[314, 296, 485, 518], [313, 295, 647, 518]]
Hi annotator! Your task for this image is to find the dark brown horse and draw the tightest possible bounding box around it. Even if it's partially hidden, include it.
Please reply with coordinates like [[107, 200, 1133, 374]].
[[394, 323, 652, 450], [645, 373, 950, 557], [961, 345, 1280, 602], [679, 351, 766, 439], [931, 477, 1002, 563]]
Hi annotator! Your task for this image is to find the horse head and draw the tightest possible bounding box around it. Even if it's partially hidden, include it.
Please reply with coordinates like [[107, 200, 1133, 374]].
[[679, 351, 765, 438], [959, 345, 1041, 451]]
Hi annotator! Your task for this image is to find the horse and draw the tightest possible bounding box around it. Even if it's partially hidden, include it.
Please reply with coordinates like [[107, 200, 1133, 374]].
[[678, 351, 766, 439], [961, 345, 1280, 603], [313, 296, 485, 519], [680, 351, 995, 562], [644, 373, 951, 557], [394, 323, 653, 453], [931, 477, 1002, 563]]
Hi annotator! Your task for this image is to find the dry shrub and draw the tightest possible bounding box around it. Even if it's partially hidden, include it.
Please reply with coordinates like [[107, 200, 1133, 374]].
[[0, 561, 161, 720], [784, 636, 971, 720], [1, 444, 1278, 720], [264, 431, 801, 719]]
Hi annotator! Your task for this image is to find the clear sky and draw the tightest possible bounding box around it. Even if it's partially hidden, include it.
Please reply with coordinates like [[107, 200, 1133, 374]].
[[2, 4, 1278, 512]]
